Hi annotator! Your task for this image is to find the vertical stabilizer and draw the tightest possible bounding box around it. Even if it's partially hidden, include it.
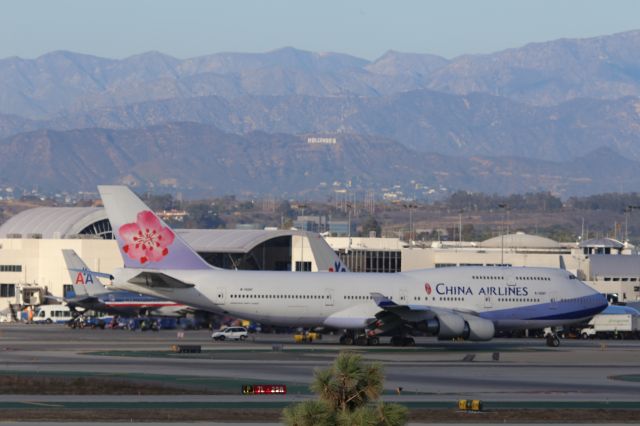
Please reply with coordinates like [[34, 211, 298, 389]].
[[62, 250, 110, 297], [306, 233, 349, 272], [98, 185, 212, 270]]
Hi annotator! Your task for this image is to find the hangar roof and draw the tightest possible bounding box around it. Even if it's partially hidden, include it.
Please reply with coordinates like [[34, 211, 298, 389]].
[[0, 207, 108, 239], [479, 232, 560, 249], [176, 229, 302, 253], [579, 237, 624, 249], [0, 207, 309, 254]]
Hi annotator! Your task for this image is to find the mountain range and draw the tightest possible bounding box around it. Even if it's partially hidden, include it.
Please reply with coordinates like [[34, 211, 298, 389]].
[[1, 123, 637, 197], [1, 30, 640, 197]]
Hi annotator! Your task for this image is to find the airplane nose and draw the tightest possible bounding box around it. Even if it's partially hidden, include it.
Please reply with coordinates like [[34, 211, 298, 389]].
[[593, 291, 608, 312]]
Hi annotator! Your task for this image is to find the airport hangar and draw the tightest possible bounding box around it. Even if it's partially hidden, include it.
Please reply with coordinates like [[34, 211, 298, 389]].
[[0, 207, 340, 311], [1, 206, 639, 313]]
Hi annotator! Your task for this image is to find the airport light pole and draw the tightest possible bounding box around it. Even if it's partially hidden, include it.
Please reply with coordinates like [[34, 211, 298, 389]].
[[627, 205, 640, 246], [296, 203, 307, 271], [403, 202, 417, 244], [458, 209, 463, 249], [498, 203, 509, 265]]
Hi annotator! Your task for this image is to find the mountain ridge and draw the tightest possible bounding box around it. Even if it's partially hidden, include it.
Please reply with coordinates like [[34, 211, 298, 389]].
[[0, 122, 637, 198], [3, 30, 640, 119]]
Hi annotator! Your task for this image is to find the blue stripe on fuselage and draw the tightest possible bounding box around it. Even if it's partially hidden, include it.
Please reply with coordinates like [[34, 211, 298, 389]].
[[479, 300, 608, 322]]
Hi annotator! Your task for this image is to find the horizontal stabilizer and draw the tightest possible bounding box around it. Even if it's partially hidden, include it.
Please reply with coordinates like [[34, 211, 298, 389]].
[[44, 294, 64, 303], [68, 268, 114, 281], [128, 271, 195, 289]]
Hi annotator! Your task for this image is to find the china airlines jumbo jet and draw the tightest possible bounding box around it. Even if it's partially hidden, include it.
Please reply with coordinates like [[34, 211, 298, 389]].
[[99, 186, 607, 347]]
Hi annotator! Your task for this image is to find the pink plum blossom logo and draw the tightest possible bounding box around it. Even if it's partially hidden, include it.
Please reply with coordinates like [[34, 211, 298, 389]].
[[118, 211, 175, 264], [424, 282, 432, 295]]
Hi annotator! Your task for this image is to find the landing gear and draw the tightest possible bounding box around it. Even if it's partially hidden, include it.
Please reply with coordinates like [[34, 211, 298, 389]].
[[340, 332, 381, 346], [543, 326, 561, 347], [355, 336, 368, 346], [545, 333, 560, 347], [339, 332, 354, 345], [390, 336, 415, 347]]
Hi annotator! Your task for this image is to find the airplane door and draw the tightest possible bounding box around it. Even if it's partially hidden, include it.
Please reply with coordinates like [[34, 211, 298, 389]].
[[505, 269, 516, 286], [324, 289, 334, 306], [214, 287, 226, 305], [549, 291, 558, 309], [484, 296, 493, 309], [400, 289, 408, 303]]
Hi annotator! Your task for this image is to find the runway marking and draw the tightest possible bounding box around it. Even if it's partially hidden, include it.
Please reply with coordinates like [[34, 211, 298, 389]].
[[22, 401, 63, 407]]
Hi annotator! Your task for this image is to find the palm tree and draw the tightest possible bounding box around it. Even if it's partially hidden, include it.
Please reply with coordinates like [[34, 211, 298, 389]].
[[282, 351, 408, 426]]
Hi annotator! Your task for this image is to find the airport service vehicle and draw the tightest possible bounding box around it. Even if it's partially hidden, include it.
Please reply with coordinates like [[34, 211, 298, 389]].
[[60, 249, 188, 317], [580, 314, 640, 339], [99, 185, 608, 348], [34, 304, 72, 324], [212, 326, 248, 341]]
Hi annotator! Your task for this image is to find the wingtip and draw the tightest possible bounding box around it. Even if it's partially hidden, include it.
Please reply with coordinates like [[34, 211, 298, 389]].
[[370, 292, 395, 307]]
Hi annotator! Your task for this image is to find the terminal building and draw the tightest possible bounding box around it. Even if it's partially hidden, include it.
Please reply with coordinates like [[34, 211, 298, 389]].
[[325, 233, 640, 302], [0, 207, 342, 316], [2, 207, 640, 318]]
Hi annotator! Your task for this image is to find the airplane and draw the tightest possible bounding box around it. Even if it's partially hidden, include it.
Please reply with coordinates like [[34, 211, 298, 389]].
[[61, 249, 188, 317], [98, 185, 608, 347]]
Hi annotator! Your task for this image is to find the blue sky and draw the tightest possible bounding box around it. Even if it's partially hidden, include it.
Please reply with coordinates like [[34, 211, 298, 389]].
[[2, 0, 639, 60]]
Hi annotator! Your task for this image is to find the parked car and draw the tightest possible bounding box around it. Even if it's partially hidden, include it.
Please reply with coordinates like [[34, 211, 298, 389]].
[[212, 326, 248, 341]]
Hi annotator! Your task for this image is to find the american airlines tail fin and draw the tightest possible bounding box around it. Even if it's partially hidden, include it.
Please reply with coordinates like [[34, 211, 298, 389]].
[[98, 185, 212, 270], [62, 249, 112, 297], [306, 233, 349, 272]]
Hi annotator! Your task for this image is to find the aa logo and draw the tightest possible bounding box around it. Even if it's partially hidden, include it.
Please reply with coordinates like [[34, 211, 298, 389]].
[[75, 270, 94, 285], [329, 261, 347, 272]]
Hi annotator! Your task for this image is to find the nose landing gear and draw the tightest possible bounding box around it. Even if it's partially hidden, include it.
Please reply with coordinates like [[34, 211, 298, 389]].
[[544, 327, 561, 347]]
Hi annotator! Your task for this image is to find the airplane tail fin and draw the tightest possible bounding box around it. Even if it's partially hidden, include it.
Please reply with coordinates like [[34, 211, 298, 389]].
[[62, 249, 112, 297], [559, 256, 566, 270], [98, 185, 212, 270], [306, 233, 349, 272]]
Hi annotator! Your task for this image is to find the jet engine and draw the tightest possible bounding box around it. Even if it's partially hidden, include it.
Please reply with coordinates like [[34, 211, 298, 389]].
[[461, 315, 495, 341], [416, 312, 466, 338], [418, 313, 495, 341]]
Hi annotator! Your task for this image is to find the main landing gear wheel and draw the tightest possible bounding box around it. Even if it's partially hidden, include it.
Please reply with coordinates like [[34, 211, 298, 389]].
[[390, 336, 415, 347], [355, 336, 368, 346], [368, 337, 380, 346], [339, 335, 354, 345], [546, 334, 560, 347]]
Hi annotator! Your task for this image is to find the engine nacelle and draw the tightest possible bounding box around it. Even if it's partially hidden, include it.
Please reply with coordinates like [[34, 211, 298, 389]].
[[433, 312, 466, 338], [420, 313, 495, 341], [461, 316, 495, 341]]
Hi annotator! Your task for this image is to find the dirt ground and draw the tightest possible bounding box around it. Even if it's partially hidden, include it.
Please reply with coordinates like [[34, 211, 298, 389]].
[[1, 408, 639, 422], [0, 375, 217, 395]]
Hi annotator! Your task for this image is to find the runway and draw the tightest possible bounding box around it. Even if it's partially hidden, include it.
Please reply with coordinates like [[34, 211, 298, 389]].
[[0, 324, 640, 403]]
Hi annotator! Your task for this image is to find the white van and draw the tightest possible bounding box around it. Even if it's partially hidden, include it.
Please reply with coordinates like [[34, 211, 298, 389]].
[[34, 304, 72, 324]]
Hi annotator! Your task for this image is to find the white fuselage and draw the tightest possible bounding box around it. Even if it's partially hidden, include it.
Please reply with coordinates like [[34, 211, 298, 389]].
[[112, 266, 607, 331]]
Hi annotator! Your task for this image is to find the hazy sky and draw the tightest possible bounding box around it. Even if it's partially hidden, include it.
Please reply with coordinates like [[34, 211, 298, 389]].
[[2, 0, 639, 60]]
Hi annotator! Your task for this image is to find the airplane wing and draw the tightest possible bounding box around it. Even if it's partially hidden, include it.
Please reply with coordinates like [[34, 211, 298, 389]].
[[368, 292, 495, 341], [44, 294, 65, 303], [127, 271, 195, 289], [370, 292, 462, 320]]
